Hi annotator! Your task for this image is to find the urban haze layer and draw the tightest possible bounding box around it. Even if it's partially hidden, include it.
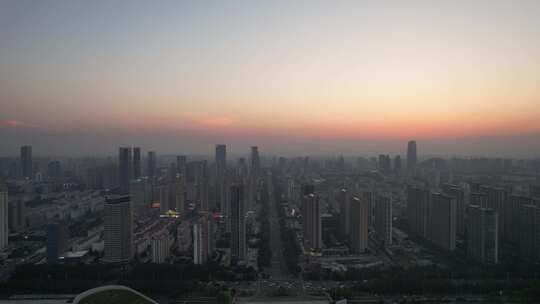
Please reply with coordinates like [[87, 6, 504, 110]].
[[1, 143, 540, 303], [2, 1, 540, 303]]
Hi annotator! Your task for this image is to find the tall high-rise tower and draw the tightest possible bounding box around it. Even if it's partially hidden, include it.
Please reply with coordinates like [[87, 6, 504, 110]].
[[302, 185, 322, 251], [480, 185, 507, 243], [470, 192, 488, 208], [429, 192, 456, 251], [237, 158, 248, 178], [215, 144, 227, 213], [186, 161, 208, 211], [193, 220, 204, 264], [20, 145, 32, 179], [176, 155, 187, 176], [442, 184, 466, 236], [46, 222, 68, 264], [133, 147, 141, 178], [0, 182, 8, 249], [467, 205, 498, 264], [118, 147, 132, 194], [508, 195, 534, 244], [230, 184, 246, 262], [338, 188, 351, 238], [406, 140, 417, 170], [406, 186, 430, 238], [8, 199, 25, 232], [147, 151, 157, 178], [193, 212, 212, 265], [103, 196, 133, 263], [375, 193, 392, 246], [359, 190, 374, 228], [215, 145, 227, 175], [349, 196, 369, 253], [150, 233, 171, 264], [250, 146, 260, 179], [393, 155, 402, 174], [248, 146, 260, 212], [519, 204, 540, 262], [130, 177, 151, 216]]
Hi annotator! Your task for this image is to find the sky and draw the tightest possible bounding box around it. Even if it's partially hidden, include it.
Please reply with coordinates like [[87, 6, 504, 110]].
[[0, 0, 539, 157]]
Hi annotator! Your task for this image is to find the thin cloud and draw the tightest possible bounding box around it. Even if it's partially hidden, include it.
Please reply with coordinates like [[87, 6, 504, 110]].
[[123, 114, 236, 131], [198, 116, 235, 127], [0, 119, 40, 128]]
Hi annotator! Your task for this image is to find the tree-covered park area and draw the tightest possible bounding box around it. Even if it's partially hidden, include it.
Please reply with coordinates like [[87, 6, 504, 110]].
[[0, 262, 256, 295]]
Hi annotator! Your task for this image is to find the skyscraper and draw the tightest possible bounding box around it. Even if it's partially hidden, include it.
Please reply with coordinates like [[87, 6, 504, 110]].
[[237, 158, 248, 178], [20, 145, 32, 179], [103, 196, 133, 263], [378, 154, 391, 174], [507, 195, 533, 244], [250, 146, 260, 179], [480, 185, 507, 243], [519, 204, 540, 262], [470, 192, 488, 208], [176, 155, 187, 175], [359, 190, 374, 228], [171, 175, 185, 214], [130, 177, 151, 216], [46, 222, 68, 264], [406, 186, 430, 238], [406, 140, 417, 170], [0, 182, 8, 249], [467, 205, 498, 264], [215, 145, 227, 174], [193, 213, 213, 265], [215, 144, 227, 214], [186, 161, 208, 211], [133, 147, 141, 178], [247, 146, 260, 212], [349, 196, 369, 253], [118, 147, 132, 194], [338, 188, 350, 238], [8, 199, 25, 232], [442, 183, 466, 236], [230, 184, 246, 262], [393, 155, 402, 174], [302, 185, 322, 251], [193, 221, 204, 264], [147, 151, 157, 178], [150, 233, 171, 264], [47, 161, 61, 179], [157, 184, 170, 213], [375, 193, 392, 246], [429, 192, 456, 251]]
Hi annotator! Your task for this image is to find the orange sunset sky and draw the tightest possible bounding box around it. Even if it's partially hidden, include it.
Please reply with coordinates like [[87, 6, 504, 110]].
[[1, 1, 539, 156]]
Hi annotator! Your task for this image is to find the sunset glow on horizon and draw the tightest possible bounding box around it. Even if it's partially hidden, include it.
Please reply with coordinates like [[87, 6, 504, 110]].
[[1, 0, 539, 156]]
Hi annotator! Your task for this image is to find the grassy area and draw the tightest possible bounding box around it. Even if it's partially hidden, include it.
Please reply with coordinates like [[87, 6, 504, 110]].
[[79, 289, 153, 304]]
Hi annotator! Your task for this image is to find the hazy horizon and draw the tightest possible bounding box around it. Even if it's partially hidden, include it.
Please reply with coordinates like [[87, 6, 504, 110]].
[[1, 0, 540, 157], [1, 125, 539, 158]]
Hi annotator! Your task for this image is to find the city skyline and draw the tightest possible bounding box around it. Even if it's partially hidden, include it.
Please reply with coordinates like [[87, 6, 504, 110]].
[[0, 134, 539, 158], [2, 2, 540, 303], [1, 1, 540, 157]]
